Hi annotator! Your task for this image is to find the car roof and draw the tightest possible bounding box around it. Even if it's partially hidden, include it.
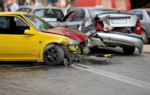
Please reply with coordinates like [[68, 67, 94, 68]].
[[19, 6, 62, 10], [0, 12, 32, 15], [75, 7, 121, 10]]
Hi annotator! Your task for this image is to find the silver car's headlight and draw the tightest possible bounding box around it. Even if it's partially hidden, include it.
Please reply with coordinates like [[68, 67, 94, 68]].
[[67, 39, 80, 45]]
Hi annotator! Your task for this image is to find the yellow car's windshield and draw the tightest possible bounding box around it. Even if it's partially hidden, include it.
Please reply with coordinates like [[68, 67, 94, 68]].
[[24, 15, 54, 32]]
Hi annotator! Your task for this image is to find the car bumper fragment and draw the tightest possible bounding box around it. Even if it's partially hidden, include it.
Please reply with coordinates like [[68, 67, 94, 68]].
[[66, 40, 89, 62]]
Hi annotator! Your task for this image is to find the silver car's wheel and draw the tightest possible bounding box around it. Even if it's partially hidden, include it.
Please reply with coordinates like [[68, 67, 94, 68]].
[[123, 46, 135, 55], [43, 44, 64, 66], [141, 30, 149, 44]]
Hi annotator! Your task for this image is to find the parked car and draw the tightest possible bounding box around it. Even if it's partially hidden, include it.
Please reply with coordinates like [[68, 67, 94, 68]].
[[55, 7, 143, 54], [55, 7, 121, 30], [128, 9, 150, 44], [0, 12, 88, 65], [17, 6, 64, 26]]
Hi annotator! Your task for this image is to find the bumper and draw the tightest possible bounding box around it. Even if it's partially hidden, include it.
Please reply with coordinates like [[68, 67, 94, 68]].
[[90, 32, 144, 54], [67, 41, 89, 60]]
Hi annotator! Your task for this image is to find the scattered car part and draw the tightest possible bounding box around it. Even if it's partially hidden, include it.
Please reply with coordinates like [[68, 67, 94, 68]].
[[96, 53, 115, 58]]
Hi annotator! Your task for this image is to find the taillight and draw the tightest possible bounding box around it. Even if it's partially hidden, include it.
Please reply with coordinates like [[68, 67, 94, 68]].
[[135, 21, 141, 34]]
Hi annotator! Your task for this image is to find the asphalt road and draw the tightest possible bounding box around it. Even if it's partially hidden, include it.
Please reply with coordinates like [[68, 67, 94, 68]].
[[0, 45, 150, 95]]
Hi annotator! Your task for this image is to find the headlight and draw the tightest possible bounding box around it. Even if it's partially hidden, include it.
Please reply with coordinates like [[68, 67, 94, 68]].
[[67, 39, 80, 45]]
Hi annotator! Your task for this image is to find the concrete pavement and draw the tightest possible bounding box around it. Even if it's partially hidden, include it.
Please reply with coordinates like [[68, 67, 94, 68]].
[[143, 45, 150, 53]]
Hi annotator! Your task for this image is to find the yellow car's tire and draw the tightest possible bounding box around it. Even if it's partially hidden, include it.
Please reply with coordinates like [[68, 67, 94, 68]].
[[43, 44, 64, 66]]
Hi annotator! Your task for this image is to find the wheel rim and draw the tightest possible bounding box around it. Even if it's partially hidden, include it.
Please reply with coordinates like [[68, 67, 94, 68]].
[[44, 47, 58, 63]]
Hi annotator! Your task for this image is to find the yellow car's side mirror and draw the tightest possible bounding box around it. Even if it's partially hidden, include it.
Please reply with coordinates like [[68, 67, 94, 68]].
[[24, 29, 35, 35]]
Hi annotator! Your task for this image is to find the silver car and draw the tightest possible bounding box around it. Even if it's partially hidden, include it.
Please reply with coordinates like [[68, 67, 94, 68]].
[[55, 7, 143, 54], [129, 9, 150, 44], [17, 6, 64, 26]]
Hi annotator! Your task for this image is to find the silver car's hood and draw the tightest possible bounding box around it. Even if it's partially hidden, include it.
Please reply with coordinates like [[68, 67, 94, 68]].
[[96, 12, 137, 27]]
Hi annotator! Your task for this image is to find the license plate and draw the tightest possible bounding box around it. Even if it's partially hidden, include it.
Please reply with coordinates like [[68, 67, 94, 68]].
[[112, 19, 127, 24]]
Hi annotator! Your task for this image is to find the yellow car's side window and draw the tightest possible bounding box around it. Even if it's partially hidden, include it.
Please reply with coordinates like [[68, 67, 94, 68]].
[[0, 16, 29, 34]]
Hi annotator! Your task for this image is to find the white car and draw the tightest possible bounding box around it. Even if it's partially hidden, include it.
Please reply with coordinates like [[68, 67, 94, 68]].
[[17, 6, 64, 26]]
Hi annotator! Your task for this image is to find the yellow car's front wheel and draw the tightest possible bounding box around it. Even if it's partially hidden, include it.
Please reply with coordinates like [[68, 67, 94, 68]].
[[43, 44, 65, 65]]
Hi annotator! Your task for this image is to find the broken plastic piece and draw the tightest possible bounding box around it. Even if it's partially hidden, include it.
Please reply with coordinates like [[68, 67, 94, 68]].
[[96, 53, 115, 58]]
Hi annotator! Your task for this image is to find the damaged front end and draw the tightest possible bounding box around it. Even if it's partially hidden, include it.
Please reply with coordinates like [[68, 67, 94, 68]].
[[42, 27, 89, 63], [66, 39, 89, 62]]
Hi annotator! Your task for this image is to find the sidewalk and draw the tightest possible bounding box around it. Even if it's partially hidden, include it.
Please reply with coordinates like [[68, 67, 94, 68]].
[[143, 45, 150, 53]]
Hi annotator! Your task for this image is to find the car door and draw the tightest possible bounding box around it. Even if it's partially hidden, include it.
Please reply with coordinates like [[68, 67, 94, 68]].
[[135, 11, 143, 20], [0, 16, 39, 60], [55, 11, 76, 28], [67, 9, 85, 30], [17, 8, 24, 12], [24, 8, 32, 13]]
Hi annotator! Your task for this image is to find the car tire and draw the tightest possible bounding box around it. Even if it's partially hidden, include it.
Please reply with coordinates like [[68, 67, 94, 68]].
[[89, 46, 99, 53], [43, 44, 64, 66], [122, 46, 135, 55], [141, 30, 149, 44]]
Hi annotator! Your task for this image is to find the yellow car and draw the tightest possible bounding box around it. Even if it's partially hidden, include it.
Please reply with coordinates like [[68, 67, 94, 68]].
[[0, 12, 88, 65]]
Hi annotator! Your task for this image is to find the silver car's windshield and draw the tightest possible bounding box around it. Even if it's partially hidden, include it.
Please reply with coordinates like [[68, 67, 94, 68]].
[[33, 9, 64, 18], [89, 9, 120, 18], [24, 15, 54, 32], [146, 10, 150, 17]]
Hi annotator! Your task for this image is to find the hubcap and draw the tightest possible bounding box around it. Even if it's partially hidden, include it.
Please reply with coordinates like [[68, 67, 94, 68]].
[[44, 47, 58, 63]]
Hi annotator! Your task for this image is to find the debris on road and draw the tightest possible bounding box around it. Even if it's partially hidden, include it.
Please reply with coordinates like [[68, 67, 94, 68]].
[[96, 53, 115, 58]]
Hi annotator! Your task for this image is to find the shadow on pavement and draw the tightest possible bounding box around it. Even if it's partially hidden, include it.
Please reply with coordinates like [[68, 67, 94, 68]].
[[88, 47, 139, 56], [0, 61, 68, 70]]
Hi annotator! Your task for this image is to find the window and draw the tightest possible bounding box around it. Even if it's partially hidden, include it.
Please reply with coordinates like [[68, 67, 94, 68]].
[[17, 8, 24, 11], [34, 9, 64, 18], [24, 15, 53, 32], [146, 10, 150, 18], [135, 11, 143, 20], [66, 11, 75, 21], [45, 9, 64, 18], [24, 8, 32, 12], [128, 11, 135, 14], [34, 9, 46, 18], [0, 16, 29, 34], [72, 9, 85, 21]]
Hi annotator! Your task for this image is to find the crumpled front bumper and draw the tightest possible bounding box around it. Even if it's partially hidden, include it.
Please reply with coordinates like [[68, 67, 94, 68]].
[[67, 40, 89, 60], [90, 31, 144, 54]]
